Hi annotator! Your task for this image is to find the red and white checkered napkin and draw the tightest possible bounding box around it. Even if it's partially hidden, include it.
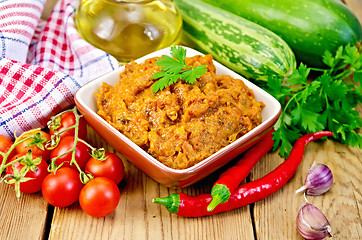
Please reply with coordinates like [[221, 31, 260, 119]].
[[0, 0, 120, 139]]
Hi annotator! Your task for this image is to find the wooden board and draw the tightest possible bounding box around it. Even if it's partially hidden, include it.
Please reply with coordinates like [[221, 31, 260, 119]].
[[0, 184, 48, 240], [0, 0, 361, 239]]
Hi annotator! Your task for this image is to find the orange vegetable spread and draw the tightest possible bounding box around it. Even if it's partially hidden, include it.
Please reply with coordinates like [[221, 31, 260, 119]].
[[96, 54, 264, 169]]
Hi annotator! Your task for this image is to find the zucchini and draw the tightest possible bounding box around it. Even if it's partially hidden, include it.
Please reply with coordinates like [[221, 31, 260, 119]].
[[173, 0, 296, 83], [202, 0, 362, 67]]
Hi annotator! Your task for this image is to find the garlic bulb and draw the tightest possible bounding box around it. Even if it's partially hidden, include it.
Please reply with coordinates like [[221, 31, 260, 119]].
[[297, 202, 332, 240], [296, 162, 333, 196]]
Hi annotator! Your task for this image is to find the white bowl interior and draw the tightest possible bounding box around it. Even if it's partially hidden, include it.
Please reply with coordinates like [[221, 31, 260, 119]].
[[76, 46, 281, 173]]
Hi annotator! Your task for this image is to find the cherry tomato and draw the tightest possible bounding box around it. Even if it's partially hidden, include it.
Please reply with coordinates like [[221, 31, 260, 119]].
[[0, 135, 14, 163], [85, 152, 124, 184], [41, 167, 83, 207], [79, 177, 120, 218], [49, 111, 87, 140], [50, 136, 90, 171], [6, 153, 48, 194], [15, 130, 51, 161]]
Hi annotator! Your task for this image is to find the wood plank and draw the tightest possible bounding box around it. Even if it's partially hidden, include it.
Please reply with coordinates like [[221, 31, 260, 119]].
[[0, 184, 48, 240], [11, 1, 362, 240], [48, 127, 256, 240]]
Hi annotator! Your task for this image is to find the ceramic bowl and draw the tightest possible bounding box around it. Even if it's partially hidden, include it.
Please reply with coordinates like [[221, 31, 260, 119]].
[[74, 46, 281, 188]]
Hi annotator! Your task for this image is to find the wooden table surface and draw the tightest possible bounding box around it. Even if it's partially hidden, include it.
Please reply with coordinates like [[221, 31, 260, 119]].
[[1, 0, 361, 239]]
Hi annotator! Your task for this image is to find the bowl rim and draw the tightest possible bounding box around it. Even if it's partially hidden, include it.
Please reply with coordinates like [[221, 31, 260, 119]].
[[75, 45, 281, 174]]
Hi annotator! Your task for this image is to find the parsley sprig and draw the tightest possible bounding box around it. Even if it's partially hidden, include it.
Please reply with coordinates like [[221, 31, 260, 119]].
[[265, 44, 362, 158], [152, 46, 207, 93]]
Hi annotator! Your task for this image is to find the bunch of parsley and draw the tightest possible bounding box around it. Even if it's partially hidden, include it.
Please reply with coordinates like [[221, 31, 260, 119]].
[[264, 44, 362, 158]]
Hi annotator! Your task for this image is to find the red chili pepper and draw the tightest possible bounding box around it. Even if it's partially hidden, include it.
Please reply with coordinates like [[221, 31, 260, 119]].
[[153, 131, 333, 217], [207, 129, 275, 212]]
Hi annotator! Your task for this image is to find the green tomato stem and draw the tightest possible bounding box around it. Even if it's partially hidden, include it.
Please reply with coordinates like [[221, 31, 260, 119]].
[[48, 107, 85, 174], [77, 138, 94, 150], [0, 132, 36, 174]]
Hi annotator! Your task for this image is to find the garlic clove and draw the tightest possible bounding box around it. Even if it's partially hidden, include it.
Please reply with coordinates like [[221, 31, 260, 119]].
[[297, 202, 332, 240], [296, 162, 333, 196]]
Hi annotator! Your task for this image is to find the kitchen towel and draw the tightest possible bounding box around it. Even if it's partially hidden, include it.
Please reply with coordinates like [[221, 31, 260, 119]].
[[0, 0, 120, 139]]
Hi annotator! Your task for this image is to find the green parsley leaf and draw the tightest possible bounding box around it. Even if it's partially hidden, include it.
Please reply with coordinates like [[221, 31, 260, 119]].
[[342, 44, 360, 66], [354, 70, 362, 83], [272, 118, 301, 157], [152, 46, 207, 93], [287, 63, 310, 85], [291, 106, 324, 133], [322, 50, 335, 68], [266, 75, 290, 103], [182, 65, 209, 84], [170, 45, 187, 64]]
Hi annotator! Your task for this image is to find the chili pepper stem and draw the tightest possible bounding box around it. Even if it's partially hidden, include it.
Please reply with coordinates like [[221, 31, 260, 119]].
[[152, 197, 169, 205], [207, 184, 231, 212], [153, 193, 180, 214]]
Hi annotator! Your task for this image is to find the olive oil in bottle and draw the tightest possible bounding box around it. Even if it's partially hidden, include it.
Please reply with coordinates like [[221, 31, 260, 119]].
[[74, 0, 182, 63]]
